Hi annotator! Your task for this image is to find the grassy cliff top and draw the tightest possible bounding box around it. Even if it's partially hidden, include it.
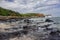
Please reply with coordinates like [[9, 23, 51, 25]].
[[0, 7, 45, 18], [0, 7, 21, 16]]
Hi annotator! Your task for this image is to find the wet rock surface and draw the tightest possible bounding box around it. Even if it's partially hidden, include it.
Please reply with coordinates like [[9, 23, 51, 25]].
[[0, 19, 60, 40], [0, 26, 60, 40]]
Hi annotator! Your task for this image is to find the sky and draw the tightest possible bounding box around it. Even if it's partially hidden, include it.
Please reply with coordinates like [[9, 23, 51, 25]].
[[0, 0, 60, 17]]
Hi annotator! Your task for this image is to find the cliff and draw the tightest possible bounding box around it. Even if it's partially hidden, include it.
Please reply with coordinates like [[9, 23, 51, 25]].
[[0, 7, 45, 19]]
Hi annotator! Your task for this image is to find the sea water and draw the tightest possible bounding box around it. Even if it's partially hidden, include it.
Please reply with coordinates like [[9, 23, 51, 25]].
[[51, 17, 60, 29]]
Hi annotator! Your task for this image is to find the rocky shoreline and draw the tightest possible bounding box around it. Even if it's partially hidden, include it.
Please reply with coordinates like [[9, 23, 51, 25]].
[[0, 18, 60, 40]]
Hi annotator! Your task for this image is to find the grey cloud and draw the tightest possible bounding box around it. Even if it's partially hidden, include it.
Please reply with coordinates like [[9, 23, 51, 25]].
[[0, 0, 60, 14]]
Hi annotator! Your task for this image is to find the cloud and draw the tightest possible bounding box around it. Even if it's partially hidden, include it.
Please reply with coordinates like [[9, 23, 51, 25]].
[[5, 0, 14, 2], [0, 0, 60, 16]]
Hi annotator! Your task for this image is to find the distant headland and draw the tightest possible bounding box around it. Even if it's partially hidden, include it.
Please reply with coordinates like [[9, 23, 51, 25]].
[[0, 7, 45, 20]]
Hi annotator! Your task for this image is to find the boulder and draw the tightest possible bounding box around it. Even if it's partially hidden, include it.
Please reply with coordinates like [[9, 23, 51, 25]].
[[45, 19, 53, 22]]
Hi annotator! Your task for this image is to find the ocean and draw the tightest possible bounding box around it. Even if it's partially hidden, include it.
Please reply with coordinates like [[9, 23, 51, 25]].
[[51, 17, 60, 29]]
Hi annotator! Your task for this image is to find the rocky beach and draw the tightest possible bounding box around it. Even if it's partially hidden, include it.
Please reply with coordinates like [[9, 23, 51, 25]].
[[0, 0, 60, 40], [0, 17, 60, 40]]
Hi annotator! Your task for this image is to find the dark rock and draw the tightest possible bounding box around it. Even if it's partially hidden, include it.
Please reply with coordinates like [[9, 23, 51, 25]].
[[57, 30, 60, 33], [45, 24, 51, 27], [12, 27, 18, 30], [48, 30, 60, 40], [21, 30, 28, 35], [24, 19, 30, 23], [0, 33, 9, 40], [46, 28, 53, 31], [49, 30, 60, 36], [50, 31, 57, 35], [4, 28, 10, 31], [54, 22, 60, 24], [23, 26, 27, 29], [45, 19, 53, 22]]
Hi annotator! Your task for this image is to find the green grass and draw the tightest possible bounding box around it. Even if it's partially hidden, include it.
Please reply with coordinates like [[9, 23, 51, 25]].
[[0, 7, 44, 17]]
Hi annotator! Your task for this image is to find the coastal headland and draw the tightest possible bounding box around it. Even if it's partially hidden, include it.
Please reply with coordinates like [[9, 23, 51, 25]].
[[0, 7, 45, 20]]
